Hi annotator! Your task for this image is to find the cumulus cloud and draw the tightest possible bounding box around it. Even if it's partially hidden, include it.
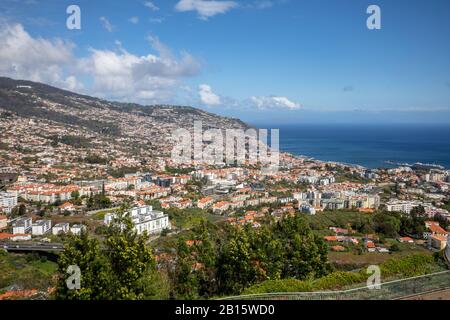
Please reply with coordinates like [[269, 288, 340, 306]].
[[99, 16, 114, 32], [79, 36, 201, 102], [0, 23, 201, 103], [175, 0, 238, 19], [0, 23, 83, 91], [199, 84, 221, 105], [144, 1, 160, 11], [250, 96, 301, 110]]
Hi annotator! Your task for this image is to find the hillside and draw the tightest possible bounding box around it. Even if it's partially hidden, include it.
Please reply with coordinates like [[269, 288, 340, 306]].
[[0, 77, 250, 176]]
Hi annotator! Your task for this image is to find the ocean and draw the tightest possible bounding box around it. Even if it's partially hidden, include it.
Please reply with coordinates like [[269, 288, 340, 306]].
[[268, 124, 450, 169]]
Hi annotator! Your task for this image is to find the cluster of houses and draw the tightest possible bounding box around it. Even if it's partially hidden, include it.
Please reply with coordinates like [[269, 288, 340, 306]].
[[423, 221, 449, 250], [0, 216, 86, 242], [225, 210, 263, 228], [325, 219, 450, 253], [293, 188, 380, 213], [385, 200, 449, 218]]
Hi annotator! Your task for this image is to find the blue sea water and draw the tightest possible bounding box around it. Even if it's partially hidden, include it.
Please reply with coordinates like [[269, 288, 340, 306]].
[[270, 124, 450, 169]]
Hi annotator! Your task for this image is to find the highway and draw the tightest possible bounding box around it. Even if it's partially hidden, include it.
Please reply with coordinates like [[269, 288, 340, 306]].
[[1, 242, 64, 252]]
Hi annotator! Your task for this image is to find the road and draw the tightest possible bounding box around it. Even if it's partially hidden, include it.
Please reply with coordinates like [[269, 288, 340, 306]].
[[1, 242, 64, 252]]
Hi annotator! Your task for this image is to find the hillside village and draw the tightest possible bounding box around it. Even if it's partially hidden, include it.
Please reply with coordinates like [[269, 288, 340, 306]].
[[1, 78, 450, 299]]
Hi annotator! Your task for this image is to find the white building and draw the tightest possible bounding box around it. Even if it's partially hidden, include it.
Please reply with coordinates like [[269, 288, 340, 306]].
[[299, 204, 316, 215], [0, 215, 7, 230], [12, 217, 32, 234], [445, 237, 450, 264], [385, 200, 422, 214], [0, 192, 18, 214], [104, 205, 170, 235], [70, 224, 86, 235], [52, 223, 70, 235], [32, 220, 52, 236]]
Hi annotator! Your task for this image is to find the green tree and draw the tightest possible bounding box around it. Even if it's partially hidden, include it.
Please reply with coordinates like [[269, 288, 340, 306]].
[[71, 190, 80, 200], [172, 222, 218, 299], [55, 209, 162, 300], [55, 232, 111, 300], [274, 215, 329, 279], [10, 204, 27, 218], [373, 212, 401, 237], [217, 226, 257, 295], [103, 210, 155, 299]]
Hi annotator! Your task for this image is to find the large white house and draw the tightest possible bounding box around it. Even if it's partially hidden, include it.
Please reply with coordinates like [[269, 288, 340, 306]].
[[104, 205, 170, 235], [32, 220, 52, 235], [70, 224, 86, 235], [12, 217, 32, 234], [52, 222, 70, 235]]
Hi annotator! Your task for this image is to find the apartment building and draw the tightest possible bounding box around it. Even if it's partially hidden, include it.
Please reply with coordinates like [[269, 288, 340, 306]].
[[32, 220, 52, 236], [52, 222, 70, 235], [104, 205, 170, 235], [12, 217, 32, 234], [0, 192, 18, 214]]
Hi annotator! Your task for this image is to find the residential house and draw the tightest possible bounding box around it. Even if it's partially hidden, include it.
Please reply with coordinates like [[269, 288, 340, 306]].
[[430, 235, 447, 251], [398, 237, 414, 243], [197, 197, 214, 209], [12, 217, 32, 234], [70, 224, 87, 235], [52, 223, 70, 235], [32, 220, 52, 236]]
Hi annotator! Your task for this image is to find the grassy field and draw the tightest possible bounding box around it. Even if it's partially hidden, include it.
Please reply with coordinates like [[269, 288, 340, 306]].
[[0, 251, 58, 292], [242, 253, 447, 295], [305, 211, 372, 233], [328, 246, 431, 269]]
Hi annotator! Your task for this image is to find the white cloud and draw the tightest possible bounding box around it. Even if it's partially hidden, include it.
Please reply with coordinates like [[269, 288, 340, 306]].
[[199, 84, 221, 105], [250, 96, 301, 110], [0, 23, 201, 103], [175, 0, 238, 19], [144, 1, 160, 11], [99, 16, 114, 32], [80, 36, 201, 102], [129, 16, 139, 24], [0, 23, 83, 91]]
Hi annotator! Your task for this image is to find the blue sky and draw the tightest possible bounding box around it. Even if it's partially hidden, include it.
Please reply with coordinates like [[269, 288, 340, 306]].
[[0, 0, 449, 124]]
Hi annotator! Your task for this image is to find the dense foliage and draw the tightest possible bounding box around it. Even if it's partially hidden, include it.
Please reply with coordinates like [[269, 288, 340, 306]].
[[55, 210, 168, 300], [171, 215, 329, 299]]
